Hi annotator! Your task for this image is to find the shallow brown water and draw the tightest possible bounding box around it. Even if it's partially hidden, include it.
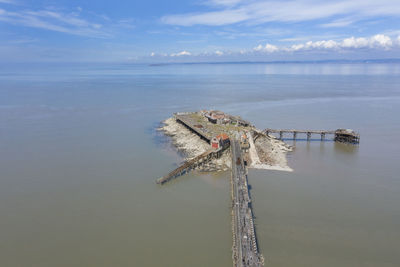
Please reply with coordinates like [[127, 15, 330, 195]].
[[1, 63, 400, 266]]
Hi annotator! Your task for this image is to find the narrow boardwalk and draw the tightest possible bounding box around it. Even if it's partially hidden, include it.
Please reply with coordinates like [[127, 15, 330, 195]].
[[156, 148, 223, 184], [264, 128, 335, 140], [263, 128, 360, 143], [231, 139, 264, 267]]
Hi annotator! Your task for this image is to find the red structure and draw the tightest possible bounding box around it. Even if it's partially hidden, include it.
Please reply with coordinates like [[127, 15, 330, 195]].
[[211, 137, 220, 149], [211, 133, 230, 149]]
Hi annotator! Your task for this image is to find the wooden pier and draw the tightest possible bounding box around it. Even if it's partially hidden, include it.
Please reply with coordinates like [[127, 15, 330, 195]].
[[263, 128, 359, 143], [231, 138, 264, 267], [157, 138, 264, 267], [156, 148, 224, 184]]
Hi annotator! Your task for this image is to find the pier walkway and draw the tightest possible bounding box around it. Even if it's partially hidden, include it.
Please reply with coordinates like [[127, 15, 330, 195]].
[[231, 138, 264, 267], [263, 129, 360, 144], [263, 129, 335, 141], [156, 148, 224, 184]]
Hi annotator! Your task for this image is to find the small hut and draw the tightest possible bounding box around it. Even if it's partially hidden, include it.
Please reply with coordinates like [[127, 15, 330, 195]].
[[211, 133, 230, 149], [211, 137, 220, 149]]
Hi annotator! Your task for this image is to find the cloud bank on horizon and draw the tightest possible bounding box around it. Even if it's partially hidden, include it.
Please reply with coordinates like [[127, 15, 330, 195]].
[[0, 0, 400, 62]]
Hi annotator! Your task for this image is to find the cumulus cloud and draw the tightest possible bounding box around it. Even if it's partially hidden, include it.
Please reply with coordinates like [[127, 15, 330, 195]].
[[341, 37, 369, 48], [253, 34, 398, 53], [170, 50, 192, 56], [254, 43, 278, 53], [288, 40, 340, 51], [215, 50, 223, 55], [370, 34, 392, 48], [162, 0, 400, 26]]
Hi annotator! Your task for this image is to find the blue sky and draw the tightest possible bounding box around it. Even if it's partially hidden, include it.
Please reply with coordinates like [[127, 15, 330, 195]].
[[1, 0, 400, 62]]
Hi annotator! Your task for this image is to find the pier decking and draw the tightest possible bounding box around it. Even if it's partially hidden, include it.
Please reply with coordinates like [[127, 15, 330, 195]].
[[231, 139, 264, 267], [156, 148, 224, 184]]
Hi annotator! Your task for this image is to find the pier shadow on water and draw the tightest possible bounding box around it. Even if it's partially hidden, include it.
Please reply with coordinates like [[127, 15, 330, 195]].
[[333, 142, 359, 154]]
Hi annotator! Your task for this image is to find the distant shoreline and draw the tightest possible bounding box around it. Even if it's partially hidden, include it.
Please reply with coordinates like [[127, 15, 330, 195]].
[[149, 58, 400, 66]]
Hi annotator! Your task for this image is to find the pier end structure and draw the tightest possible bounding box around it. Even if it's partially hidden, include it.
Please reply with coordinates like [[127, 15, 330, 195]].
[[334, 129, 360, 144]]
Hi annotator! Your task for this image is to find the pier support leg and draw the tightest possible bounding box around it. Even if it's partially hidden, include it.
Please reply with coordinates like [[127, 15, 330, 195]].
[[321, 133, 325, 141], [307, 132, 311, 141], [293, 132, 297, 140]]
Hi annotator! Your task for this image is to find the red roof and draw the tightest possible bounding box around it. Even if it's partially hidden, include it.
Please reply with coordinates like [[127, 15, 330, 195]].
[[216, 133, 229, 140]]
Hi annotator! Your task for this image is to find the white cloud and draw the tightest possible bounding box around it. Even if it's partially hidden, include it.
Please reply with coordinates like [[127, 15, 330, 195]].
[[162, 0, 400, 26], [282, 40, 340, 52], [254, 43, 278, 53], [151, 33, 400, 60], [320, 17, 356, 28], [0, 7, 109, 37], [254, 34, 398, 53], [0, 0, 15, 4], [341, 37, 369, 48], [370, 34, 392, 48], [170, 50, 191, 56]]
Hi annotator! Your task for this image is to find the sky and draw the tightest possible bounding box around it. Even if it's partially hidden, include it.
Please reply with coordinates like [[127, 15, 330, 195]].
[[1, 0, 400, 62]]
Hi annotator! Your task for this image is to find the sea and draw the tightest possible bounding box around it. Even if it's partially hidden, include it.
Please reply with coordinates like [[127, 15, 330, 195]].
[[1, 62, 400, 266]]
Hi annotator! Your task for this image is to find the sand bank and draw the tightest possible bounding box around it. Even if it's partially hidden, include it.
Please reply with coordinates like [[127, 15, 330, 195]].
[[247, 131, 293, 172]]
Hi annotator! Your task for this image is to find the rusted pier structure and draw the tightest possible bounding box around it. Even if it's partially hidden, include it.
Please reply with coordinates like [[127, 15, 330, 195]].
[[263, 128, 359, 143], [156, 148, 225, 184], [231, 139, 264, 267], [175, 113, 212, 143]]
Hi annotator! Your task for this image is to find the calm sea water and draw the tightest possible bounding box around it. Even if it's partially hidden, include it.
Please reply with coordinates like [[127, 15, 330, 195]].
[[1, 63, 400, 266]]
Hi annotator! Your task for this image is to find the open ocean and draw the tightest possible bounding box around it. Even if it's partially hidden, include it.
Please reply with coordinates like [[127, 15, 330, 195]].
[[1, 62, 400, 266]]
